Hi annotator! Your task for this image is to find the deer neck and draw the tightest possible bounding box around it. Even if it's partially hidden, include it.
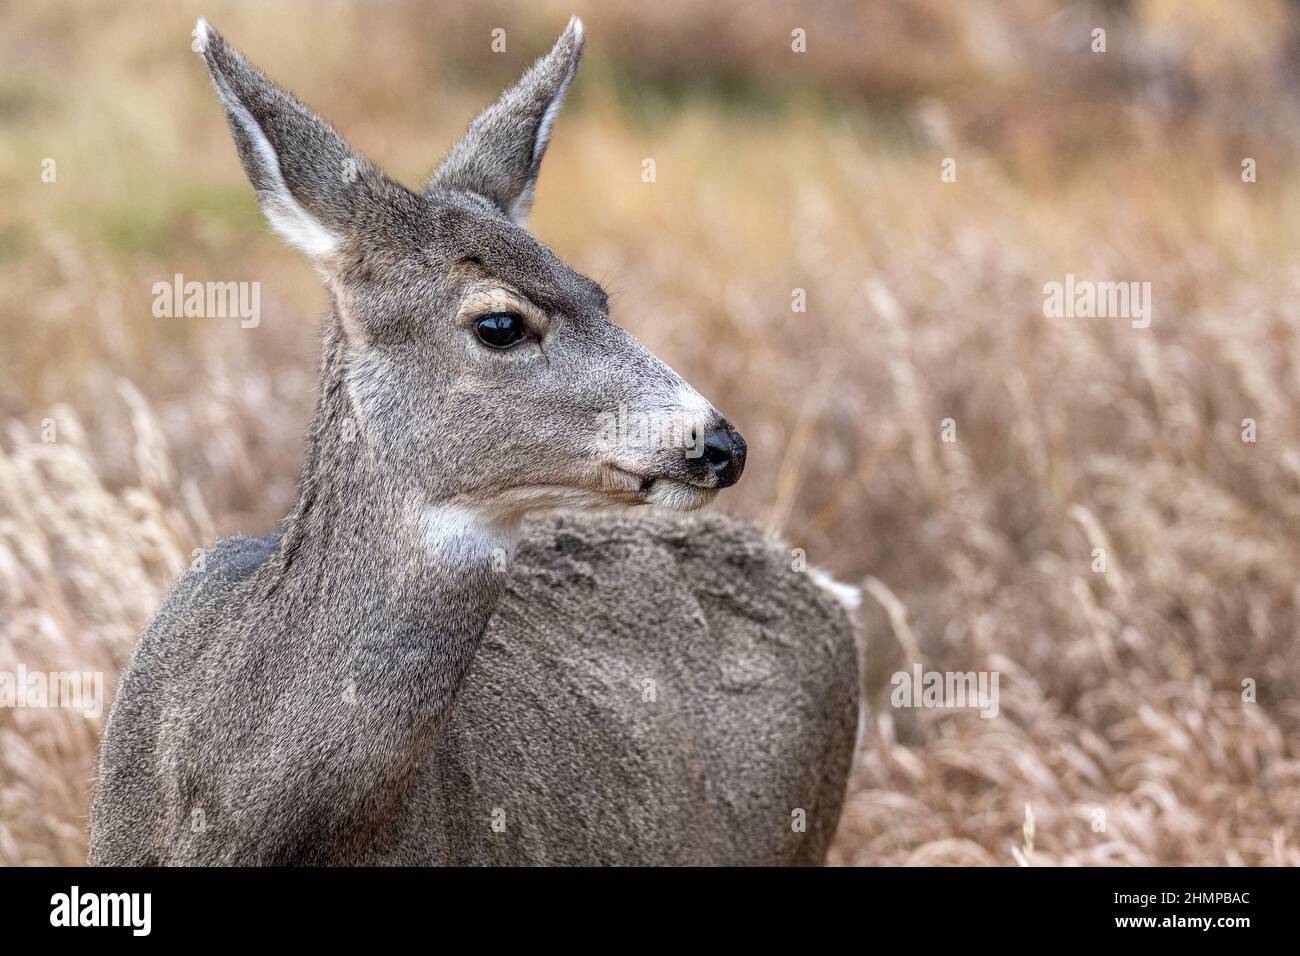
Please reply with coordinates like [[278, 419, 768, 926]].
[[265, 309, 516, 669]]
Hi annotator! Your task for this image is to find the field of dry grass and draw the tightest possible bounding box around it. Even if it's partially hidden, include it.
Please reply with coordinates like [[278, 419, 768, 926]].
[[3, 0, 1299, 865]]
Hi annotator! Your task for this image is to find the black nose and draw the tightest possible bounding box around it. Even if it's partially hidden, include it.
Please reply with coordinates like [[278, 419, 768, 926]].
[[701, 425, 747, 488]]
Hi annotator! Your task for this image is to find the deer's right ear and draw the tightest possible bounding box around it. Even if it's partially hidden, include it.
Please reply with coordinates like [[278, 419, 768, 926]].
[[426, 18, 584, 226], [194, 19, 379, 261]]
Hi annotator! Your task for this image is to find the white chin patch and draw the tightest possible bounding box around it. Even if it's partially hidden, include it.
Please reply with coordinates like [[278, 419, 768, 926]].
[[644, 479, 716, 513]]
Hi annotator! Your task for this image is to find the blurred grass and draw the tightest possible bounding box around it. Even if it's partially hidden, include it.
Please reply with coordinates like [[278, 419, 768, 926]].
[[3, 0, 1300, 865]]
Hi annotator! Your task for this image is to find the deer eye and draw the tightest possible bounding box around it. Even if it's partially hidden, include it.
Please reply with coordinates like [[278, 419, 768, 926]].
[[475, 312, 527, 349]]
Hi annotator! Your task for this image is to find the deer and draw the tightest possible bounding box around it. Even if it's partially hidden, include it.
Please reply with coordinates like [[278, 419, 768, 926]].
[[88, 17, 862, 866]]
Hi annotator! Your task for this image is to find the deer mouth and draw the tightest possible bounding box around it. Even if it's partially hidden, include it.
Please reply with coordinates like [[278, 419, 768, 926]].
[[640, 477, 717, 512], [601, 465, 717, 513]]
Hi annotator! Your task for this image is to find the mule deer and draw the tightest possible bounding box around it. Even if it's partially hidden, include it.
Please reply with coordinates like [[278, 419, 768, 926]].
[[89, 17, 861, 865]]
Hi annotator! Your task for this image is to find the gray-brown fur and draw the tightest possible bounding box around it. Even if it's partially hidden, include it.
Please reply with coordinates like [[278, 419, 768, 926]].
[[92, 511, 857, 865], [88, 18, 860, 865]]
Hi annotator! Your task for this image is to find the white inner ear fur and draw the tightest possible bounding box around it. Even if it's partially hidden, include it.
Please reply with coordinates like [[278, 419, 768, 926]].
[[533, 18, 583, 167], [509, 17, 583, 226], [203, 41, 341, 258]]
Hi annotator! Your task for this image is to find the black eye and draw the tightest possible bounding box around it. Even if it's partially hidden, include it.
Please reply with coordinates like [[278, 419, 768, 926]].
[[475, 312, 527, 349]]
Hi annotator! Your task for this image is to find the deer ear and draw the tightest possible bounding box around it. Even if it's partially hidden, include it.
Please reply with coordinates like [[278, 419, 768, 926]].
[[427, 17, 584, 226], [195, 19, 381, 260]]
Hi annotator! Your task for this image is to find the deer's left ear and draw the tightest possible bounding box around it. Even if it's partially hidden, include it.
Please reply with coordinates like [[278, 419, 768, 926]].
[[195, 18, 387, 262], [427, 17, 584, 226]]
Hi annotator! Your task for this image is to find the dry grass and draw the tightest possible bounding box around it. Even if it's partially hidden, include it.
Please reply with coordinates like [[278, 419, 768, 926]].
[[2, 0, 1299, 865]]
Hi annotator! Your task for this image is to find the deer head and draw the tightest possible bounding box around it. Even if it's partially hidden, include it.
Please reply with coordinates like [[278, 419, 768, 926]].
[[196, 17, 746, 537]]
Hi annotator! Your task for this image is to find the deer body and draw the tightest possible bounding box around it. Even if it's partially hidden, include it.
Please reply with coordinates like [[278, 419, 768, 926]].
[[89, 18, 860, 866], [92, 510, 857, 865]]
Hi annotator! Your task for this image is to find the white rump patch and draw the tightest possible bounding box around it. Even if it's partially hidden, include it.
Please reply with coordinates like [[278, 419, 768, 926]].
[[808, 566, 862, 612]]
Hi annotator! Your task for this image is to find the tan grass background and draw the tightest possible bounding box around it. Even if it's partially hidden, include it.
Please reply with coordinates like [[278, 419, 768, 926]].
[[2, 0, 1299, 865]]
